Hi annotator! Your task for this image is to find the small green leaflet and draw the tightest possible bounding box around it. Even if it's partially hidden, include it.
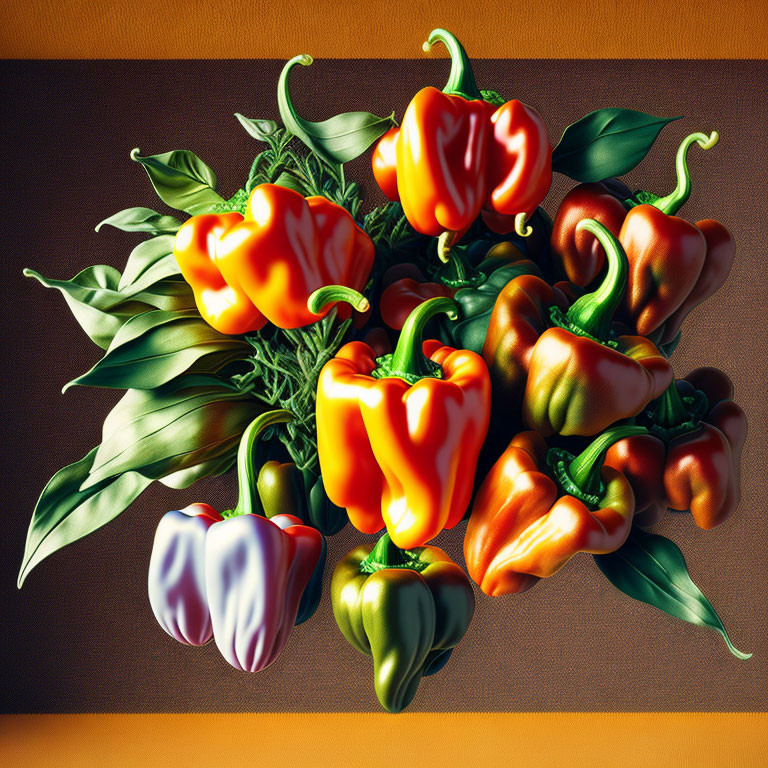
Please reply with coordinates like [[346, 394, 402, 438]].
[[594, 528, 751, 660], [234, 115, 281, 142], [95, 207, 183, 235], [17, 448, 154, 588], [552, 109, 682, 182], [131, 148, 225, 215], [62, 310, 252, 392], [278, 55, 396, 168]]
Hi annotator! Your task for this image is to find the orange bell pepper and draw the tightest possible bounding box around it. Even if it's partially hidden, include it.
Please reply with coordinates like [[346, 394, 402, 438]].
[[173, 183, 373, 334], [464, 426, 644, 596], [314, 295, 491, 548]]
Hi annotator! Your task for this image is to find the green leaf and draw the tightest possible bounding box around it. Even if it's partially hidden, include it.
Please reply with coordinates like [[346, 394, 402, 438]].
[[24, 265, 195, 349], [234, 115, 281, 142], [278, 55, 396, 167], [594, 528, 751, 660], [273, 170, 310, 195], [63, 310, 251, 392], [83, 384, 263, 488], [95, 207, 183, 235], [17, 448, 153, 588], [131, 148, 225, 215], [552, 109, 682, 182], [158, 454, 235, 489], [118, 235, 181, 291]]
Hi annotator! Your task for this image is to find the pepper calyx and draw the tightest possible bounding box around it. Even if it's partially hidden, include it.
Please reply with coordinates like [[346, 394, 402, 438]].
[[548, 425, 649, 507], [360, 532, 426, 573], [423, 28, 483, 101], [435, 245, 486, 289], [644, 385, 708, 441], [372, 296, 458, 383], [548, 305, 620, 349]]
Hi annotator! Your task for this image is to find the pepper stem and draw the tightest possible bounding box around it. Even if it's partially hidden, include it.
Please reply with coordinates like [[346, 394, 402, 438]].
[[307, 285, 370, 315], [567, 425, 648, 497], [515, 213, 532, 238], [436, 245, 484, 288], [564, 219, 628, 340], [232, 410, 295, 517], [381, 297, 458, 381], [652, 131, 719, 215], [437, 230, 459, 263], [422, 29, 483, 101], [365, 533, 408, 568], [654, 381, 691, 429]]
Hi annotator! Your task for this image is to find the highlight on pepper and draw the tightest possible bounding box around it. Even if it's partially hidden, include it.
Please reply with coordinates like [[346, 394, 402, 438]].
[[18, 26, 751, 715]]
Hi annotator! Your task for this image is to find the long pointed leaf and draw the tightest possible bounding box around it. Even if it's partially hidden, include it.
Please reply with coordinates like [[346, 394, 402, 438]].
[[595, 528, 751, 660], [18, 449, 153, 588], [96, 207, 183, 235]]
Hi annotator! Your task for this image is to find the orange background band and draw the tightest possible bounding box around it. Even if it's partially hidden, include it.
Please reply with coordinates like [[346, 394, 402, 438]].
[[2, 712, 767, 766], [1, 0, 767, 58]]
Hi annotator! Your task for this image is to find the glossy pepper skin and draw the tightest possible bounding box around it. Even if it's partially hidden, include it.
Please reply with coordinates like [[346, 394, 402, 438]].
[[465, 426, 643, 596], [147, 411, 324, 665], [375, 29, 551, 250], [332, 533, 475, 713], [549, 179, 630, 286], [315, 296, 491, 548], [519, 220, 672, 436], [605, 367, 747, 529], [619, 132, 733, 339], [173, 183, 373, 334]]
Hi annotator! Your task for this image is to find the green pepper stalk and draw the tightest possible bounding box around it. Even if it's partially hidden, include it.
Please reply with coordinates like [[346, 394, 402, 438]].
[[224, 409, 295, 518], [630, 131, 719, 215], [548, 425, 648, 506], [551, 218, 628, 342], [373, 297, 459, 383], [423, 28, 483, 102]]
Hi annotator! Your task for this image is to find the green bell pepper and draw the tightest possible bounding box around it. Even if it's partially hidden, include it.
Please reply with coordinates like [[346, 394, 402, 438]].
[[331, 533, 475, 713]]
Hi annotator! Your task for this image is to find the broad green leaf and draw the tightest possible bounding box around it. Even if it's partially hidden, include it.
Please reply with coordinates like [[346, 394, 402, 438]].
[[278, 55, 396, 167], [96, 207, 183, 235], [552, 109, 681, 182], [273, 170, 310, 195], [83, 384, 263, 488], [118, 235, 181, 290], [158, 454, 235, 489], [24, 266, 195, 349], [594, 528, 751, 660], [131, 148, 225, 215], [63, 310, 251, 391], [234, 115, 281, 141], [17, 448, 153, 588]]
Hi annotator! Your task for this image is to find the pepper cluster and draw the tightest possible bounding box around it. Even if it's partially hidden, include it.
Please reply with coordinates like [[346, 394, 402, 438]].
[[21, 28, 750, 713]]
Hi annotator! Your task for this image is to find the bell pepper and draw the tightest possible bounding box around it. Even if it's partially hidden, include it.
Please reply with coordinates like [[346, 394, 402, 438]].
[[520, 220, 672, 435], [314, 293, 491, 548], [377, 29, 550, 258], [173, 183, 373, 334], [371, 126, 400, 201], [605, 367, 747, 529], [331, 532, 475, 713], [437, 244, 541, 354], [308, 475, 348, 536], [549, 179, 631, 286], [147, 410, 324, 667], [620, 131, 733, 338], [464, 425, 645, 596]]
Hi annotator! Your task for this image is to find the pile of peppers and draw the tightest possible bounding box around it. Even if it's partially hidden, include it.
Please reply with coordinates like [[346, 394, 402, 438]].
[[22, 28, 750, 713]]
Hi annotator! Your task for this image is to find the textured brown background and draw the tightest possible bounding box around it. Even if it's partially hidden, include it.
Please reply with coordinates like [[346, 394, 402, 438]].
[[1, 59, 766, 713]]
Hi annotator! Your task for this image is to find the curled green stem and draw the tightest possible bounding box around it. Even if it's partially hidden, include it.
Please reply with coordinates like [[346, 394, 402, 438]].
[[307, 285, 370, 316], [375, 297, 458, 383], [652, 131, 719, 215], [231, 409, 295, 517], [563, 219, 628, 340], [515, 213, 532, 238], [437, 230, 459, 263], [422, 28, 482, 101]]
